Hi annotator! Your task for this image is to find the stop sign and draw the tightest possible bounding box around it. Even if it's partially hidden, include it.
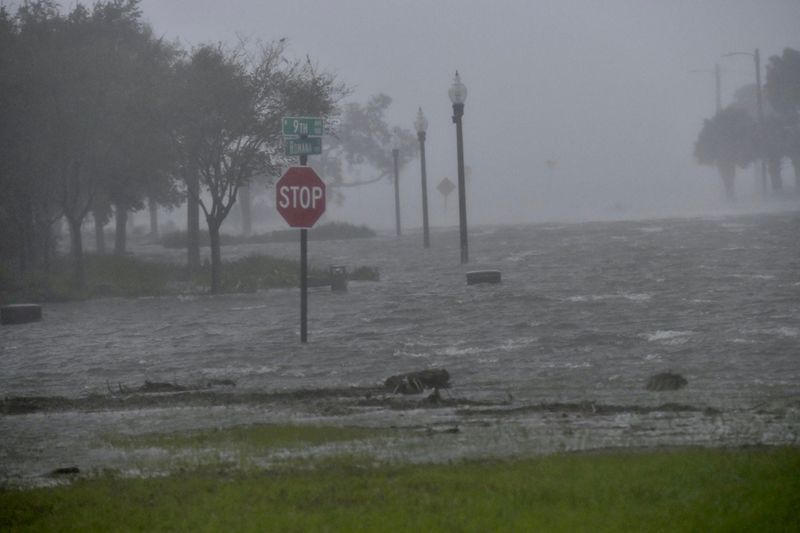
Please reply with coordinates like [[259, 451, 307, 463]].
[[275, 167, 326, 228]]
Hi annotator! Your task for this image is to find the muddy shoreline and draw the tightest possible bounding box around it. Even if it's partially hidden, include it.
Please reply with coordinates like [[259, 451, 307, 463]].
[[1, 384, 783, 418]]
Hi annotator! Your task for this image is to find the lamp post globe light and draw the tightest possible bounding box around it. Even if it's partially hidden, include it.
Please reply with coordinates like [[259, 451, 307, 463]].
[[415, 107, 431, 248], [391, 134, 401, 236], [449, 71, 469, 264]]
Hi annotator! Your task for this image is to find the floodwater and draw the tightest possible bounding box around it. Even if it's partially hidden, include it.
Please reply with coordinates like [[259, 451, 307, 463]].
[[2, 210, 799, 484]]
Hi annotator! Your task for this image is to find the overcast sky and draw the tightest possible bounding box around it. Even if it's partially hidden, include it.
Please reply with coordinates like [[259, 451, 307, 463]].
[[41, 1, 800, 228]]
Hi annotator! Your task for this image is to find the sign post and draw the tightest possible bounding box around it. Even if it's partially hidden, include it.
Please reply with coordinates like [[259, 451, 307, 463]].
[[437, 177, 456, 209], [275, 166, 326, 342], [280, 116, 325, 342]]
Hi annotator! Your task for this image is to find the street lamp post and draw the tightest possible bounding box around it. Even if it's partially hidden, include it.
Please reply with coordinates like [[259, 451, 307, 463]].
[[449, 71, 469, 264], [415, 108, 430, 248], [723, 49, 767, 194], [392, 136, 401, 236]]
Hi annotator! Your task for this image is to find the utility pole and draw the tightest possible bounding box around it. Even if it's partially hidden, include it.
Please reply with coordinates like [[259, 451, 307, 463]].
[[415, 107, 430, 248], [392, 142, 401, 236], [754, 49, 767, 194]]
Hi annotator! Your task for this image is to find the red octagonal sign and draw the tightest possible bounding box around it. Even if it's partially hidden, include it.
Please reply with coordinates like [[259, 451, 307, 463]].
[[275, 167, 326, 228]]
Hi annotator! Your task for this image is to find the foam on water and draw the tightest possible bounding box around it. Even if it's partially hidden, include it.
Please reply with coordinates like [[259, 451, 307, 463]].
[[566, 293, 652, 302]]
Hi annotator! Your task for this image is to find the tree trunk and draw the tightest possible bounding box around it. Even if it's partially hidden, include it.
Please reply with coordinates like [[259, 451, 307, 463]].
[[94, 212, 106, 254], [717, 161, 736, 199], [50, 218, 64, 272], [767, 157, 783, 193], [18, 199, 33, 274], [239, 185, 252, 237], [42, 218, 54, 274], [148, 197, 159, 240], [208, 218, 222, 294], [114, 202, 128, 255], [66, 216, 86, 291], [186, 169, 200, 271]]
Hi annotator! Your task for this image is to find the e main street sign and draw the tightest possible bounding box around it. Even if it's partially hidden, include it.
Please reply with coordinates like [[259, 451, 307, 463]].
[[282, 117, 324, 138], [284, 137, 322, 156]]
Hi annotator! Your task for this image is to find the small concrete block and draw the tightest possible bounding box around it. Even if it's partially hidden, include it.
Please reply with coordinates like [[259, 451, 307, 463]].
[[1, 304, 43, 325], [466, 270, 502, 285]]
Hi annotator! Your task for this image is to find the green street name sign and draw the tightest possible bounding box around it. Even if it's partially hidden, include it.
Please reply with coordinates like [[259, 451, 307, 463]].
[[285, 137, 322, 156], [282, 117, 324, 137]]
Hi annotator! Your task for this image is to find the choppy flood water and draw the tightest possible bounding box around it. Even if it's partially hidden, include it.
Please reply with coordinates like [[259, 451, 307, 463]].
[[2, 211, 799, 484]]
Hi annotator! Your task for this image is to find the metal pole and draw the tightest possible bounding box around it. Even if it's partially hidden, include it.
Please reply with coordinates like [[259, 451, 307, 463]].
[[453, 102, 468, 264], [393, 148, 401, 236], [754, 49, 767, 194], [299, 153, 308, 343], [714, 63, 721, 113], [300, 227, 307, 342], [418, 131, 430, 248]]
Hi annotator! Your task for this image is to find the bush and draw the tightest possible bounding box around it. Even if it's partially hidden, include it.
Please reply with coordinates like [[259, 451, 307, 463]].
[[159, 222, 376, 249], [213, 255, 326, 292], [1, 252, 373, 303]]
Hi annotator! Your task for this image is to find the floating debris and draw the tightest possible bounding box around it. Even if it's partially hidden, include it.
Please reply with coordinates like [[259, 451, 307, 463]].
[[1, 304, 42, 325], [50, 466, 80, 476], [136, 381, 188, 394], [646, 372, 688, 391], [385, 369, 451, 395], [206, 378, 236, 388]]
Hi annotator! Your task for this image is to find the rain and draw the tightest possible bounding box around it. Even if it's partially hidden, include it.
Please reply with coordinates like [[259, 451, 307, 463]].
[[1, 0, 799, 528]]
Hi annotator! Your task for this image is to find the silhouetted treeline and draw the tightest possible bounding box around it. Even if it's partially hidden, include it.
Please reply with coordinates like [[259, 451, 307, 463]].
[[0, 0, 347, 294], [695, 48, 800, 198]]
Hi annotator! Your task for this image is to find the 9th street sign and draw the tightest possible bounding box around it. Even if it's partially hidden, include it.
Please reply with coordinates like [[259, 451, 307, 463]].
[[282, 117, 324, 137]]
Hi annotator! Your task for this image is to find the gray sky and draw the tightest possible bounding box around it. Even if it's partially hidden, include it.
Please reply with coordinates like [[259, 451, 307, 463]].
[[136, 1, 800, 227]]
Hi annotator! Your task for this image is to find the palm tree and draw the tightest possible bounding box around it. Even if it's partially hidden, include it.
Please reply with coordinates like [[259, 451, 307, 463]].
[[766, 48, 800, 191], [694, 107, 758, 198]]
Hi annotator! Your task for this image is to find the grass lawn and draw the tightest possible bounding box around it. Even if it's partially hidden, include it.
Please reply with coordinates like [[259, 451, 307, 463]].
[[1, 437, 798, 532]]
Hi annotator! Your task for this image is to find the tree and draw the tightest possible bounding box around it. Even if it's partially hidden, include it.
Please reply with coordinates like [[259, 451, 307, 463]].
[[12, 1, 108, 289], [4, 0, 166, 288], [315, 94, 417, 205], [87, 2, 180, 255], [730, 83, 787, 192], [234, 93, 417, 234], [694, 107, 758, 198], [766, 48, 800, 190], [0, 2, 66, 277], [175, 42, 346, 293]]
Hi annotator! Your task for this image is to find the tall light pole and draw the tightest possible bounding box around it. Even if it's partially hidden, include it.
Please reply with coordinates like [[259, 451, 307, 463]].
[[723, 49, 766, 194], [415, 108, 430, 248], [392, 135, 401, 236], [449, 71, 468, 264]]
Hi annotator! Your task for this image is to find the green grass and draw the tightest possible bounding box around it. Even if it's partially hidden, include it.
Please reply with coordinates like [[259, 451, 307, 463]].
[[0, 253, 333, 303], [2, 447, 798, 532]]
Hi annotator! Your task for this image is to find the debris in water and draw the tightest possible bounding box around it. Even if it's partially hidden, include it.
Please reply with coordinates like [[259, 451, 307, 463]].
[[50, 466, 80, 476], [646, 372, 688, 391], [136, 381, 188, 393], [206, 379, 236, 388], [385, 369, 451, 394]]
